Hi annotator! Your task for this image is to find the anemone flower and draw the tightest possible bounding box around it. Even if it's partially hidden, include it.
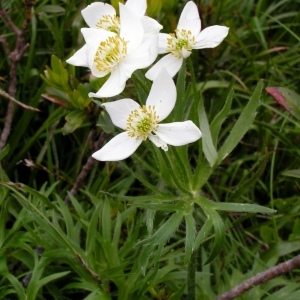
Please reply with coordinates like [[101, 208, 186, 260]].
[[92, 69, 202, 161], [81, 0, 162, 38], [145, 1, 229, 80], [66, 3, 159, 98]]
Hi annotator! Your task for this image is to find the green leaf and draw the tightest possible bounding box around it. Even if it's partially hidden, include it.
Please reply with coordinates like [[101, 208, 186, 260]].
[[102, 198, 112, 243], [174, 62, 186, 121], [227, 153, 268, 202], [36, 5, 65, 13], [282, 169, 300, 178], [62, 110, 87, 135], [198, 95, 218, 167], [184, 214, 196, 264], [0, 145, 9, 161], [193, 218, 213, 250], [137, 213, 183, 247], [210, 89, 234, 147], [196, 195, 276, 214], [68, 84, 91, 109], [210, 202, 276, 214], [204, 209, 226, 264], [218, 80, 263, 163]]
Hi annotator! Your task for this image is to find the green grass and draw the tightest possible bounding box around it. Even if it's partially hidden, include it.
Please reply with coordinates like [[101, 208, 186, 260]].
[[1, 0, 300, 299]]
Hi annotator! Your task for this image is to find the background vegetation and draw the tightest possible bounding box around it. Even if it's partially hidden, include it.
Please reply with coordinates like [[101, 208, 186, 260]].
[[1, 0, 300, 299]]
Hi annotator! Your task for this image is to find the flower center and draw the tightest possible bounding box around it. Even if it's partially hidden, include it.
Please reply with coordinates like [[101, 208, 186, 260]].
[[126, 105, 159, 140], [166, 29, 196, 58], [94, 36, 128, 72], [96, 15, 120, 34]]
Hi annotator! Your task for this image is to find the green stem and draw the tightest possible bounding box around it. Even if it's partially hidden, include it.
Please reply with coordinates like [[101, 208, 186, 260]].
[[187, 57, 200, 107], [132, 72, 151, 94], [187, 250, 197, 300]]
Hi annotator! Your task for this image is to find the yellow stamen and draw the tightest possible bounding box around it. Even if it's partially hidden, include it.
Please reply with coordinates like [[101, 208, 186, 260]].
[[166, 29, 195, 58], [94, 35, 128, 72], [126, 105, 159, 140], [96, 15, 120, 34]]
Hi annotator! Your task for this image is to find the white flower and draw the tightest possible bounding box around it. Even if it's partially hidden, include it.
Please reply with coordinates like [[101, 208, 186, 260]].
[[66, 3, 160, 98], [145, 1, 229, 80], [92, 70, 202, 161], [81, 0, 162, 38]]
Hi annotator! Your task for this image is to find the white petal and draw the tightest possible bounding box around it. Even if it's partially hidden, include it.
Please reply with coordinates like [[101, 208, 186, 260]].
[[102, 99, 140, 129], [158, 33, 171, 54], [155, 121, 202, 146], [182, 48, 192, 58], [194, 25, 229, 49], [146, 69, 176, 121], [81, 3, 116, 28], [145, 54, 183, 80], [119, 3, 144, 52], [177, 1, 201, 36], [141, 17, 163, 39], [92, 132, 142, 161], [81, 28, 116, 77], [123, 36, 158, 71], [88, 67, 128, 98], [81, 28, 114, 44], [66, 45, 88, 67], [148, 135, 168, 151], [126, 0, 146, 18]]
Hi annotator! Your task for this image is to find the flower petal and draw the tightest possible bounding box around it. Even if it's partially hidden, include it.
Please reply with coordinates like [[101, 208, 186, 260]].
[[81, 27, 114, 45], [102, 99, 140, 129], [158, 33, 171, 54], [155, 121, 202, 146], [145, 54, 183, 80], [82, 28, 117, 77], [66, 45, 88, 67], [126, 0, 146, 18], [148, 134, 168, 151], [123, 35, 158, 71], [88, 66, 128, 98], [141, 16, 163, 39], [194, 25, 229, 49], [177, 1, 201, 36], [146, 69, 176, 121], [119, 3, 143, 52], [92, 132, 142, 161], [81, 2, 116, 28]]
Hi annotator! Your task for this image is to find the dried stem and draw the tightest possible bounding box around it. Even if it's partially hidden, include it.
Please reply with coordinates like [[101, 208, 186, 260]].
[[0, 88, 40, 112], [64, 131, 106, 204], [0, 1, 34, 150], [216, 254, 300, 300]]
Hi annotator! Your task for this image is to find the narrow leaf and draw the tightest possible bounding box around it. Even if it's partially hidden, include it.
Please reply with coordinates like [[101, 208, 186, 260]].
[[218, 80, 263, 163], [184, 214, 196, 264], [204, 209, 226, 264], [210, 89, 234, 146]]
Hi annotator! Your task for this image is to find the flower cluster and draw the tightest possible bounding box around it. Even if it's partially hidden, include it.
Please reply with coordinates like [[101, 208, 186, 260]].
[[67, 1, 229, 161]]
